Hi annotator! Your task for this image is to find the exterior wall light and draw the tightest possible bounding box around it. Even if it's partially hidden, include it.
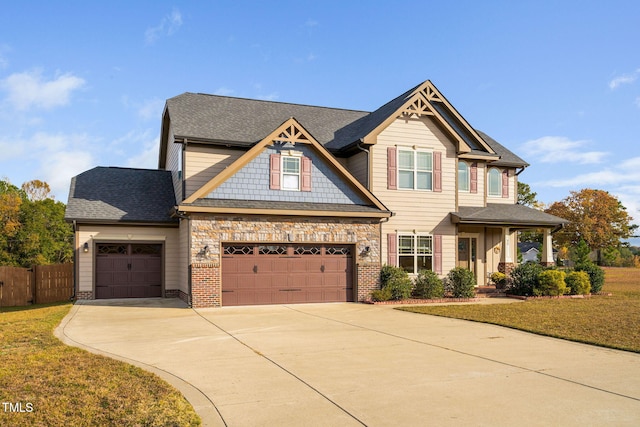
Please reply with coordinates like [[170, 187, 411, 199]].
[[83, 242, 89, 253]]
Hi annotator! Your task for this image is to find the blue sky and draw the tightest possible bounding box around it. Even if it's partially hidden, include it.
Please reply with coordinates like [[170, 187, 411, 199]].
[[1, 1, 639, 243]]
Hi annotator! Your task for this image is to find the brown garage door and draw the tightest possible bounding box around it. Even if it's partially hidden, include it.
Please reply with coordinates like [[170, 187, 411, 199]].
[[95, 243, 162, 299], [221, 244, 353, 306]]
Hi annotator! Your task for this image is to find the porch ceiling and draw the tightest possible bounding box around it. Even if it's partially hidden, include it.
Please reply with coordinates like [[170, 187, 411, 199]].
[[451, 204, 569, 229]]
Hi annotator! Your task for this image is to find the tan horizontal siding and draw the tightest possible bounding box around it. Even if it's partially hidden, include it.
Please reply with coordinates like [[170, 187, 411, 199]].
[[458, 162, 485, 207], [185, 146, 242, 199], [373, 116, 457, 274], [346, 150, 369, 188], [76, 225, 182, 294]]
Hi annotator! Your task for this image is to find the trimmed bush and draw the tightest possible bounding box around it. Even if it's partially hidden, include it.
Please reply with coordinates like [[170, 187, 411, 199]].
[[379, 265, 412, 300], [565, 271, 591, 295], [574, 262, 605, 294], [507, 262, 544, 296], [444, 267, 476, 298], [413, 270, 444, 299], [490, 271, 507, 290], [371, 287, 392, 302], [534, 270, 566, 296]]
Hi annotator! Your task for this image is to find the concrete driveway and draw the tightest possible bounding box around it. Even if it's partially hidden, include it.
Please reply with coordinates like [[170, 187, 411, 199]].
[[57, 299, 640, 426]]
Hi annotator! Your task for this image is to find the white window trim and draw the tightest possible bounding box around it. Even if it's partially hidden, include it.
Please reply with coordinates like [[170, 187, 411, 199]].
[[281, 155, 301, 191], [458, 160, 470, 193], [487, 167, 502, 197], [397, 233, 434, 274], [397, 147, 433, 191]]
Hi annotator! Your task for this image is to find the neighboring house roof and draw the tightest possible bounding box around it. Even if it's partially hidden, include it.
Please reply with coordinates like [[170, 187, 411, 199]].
[[451, 204, 569, 228], [65, 167, 177, 224], [517, 242, 541, 253], [161, 80, 527, 168]]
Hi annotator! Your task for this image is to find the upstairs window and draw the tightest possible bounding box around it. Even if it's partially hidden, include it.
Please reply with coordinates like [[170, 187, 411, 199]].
[[398, 149, 432, 190], [282, 156, 300, 190], [488, 167, 502, 197], [270, 153, 312, 192], [458, 161, 469, 192]]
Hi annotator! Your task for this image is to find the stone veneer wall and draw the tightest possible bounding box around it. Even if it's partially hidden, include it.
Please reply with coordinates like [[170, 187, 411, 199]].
[[189, 214, 381, 307]]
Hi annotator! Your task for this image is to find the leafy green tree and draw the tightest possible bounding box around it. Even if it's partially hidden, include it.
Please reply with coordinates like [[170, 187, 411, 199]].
[[517, 182, 543, 243], [0, 179, 73, 267]]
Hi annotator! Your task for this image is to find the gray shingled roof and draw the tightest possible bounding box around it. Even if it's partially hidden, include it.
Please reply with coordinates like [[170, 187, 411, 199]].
[[451, 204, 568, 227], [165, 84, 529, 167], [65, 167, 177, 224], [476, 131, 529, 167], [166, 93, 369, 147]]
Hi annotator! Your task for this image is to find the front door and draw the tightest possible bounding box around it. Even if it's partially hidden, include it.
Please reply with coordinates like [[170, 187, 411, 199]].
[[457, 238, 477, 277]]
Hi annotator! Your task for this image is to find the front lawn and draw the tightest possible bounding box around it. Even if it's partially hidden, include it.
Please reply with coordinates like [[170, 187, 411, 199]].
[[0, 302, 201, 426], [398, 267, 640, 353]]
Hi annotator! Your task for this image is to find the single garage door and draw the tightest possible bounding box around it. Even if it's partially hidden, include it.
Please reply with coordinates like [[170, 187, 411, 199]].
[[221, 244, 353, 306], [95, 243, 163, 299]]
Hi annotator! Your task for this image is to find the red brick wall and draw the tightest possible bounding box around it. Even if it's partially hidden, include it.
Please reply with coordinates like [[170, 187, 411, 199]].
[[357, 263, 381, 301], [191, 263, 221, 308]]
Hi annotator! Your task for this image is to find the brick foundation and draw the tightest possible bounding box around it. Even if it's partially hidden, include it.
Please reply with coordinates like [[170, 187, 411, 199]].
[[75, 290, 93, 300]]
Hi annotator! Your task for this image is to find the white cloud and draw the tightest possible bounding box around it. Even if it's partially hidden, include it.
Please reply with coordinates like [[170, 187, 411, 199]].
[[1, 69, 85, 111], [609, 69, 640, 89], [126, 134, 160, 169], [521, 136, 609, 165], [145, 9, 183, 44], [40, 150, 94, 199]]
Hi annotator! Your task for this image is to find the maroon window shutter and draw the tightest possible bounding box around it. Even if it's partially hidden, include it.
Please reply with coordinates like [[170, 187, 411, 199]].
[[434, 235, 442, 274], [470, 163, 478, 193], [433, 151, 442, 192], [301, 156, 312, 191], [502, 169, 509, 198], [387, 233, 397, 266], [387, 147, 397, 190], [270, 154, 281, 190]]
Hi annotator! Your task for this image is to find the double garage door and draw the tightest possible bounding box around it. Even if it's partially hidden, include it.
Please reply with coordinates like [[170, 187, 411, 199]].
[[222, 243, 354, 306], [95, 243, 163, 299]]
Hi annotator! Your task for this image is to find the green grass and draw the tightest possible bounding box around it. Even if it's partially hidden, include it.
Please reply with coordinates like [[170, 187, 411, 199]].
[[398, 267, 640, 353], [0, 302, 201, 426]]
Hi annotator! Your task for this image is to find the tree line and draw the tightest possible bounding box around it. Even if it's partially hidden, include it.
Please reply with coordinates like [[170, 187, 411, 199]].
[[518, 182, 639, 267], [0, 179, 73, 267]]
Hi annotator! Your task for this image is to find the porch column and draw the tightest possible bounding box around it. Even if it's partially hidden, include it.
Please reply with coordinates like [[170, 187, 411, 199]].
[[541, 228, 555, 266], [498, 227, 515, 275]]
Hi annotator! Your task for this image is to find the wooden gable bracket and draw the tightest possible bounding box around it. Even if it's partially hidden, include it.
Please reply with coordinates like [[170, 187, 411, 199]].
[[272, 121, 311, 145], [400, 93, 435, 118]]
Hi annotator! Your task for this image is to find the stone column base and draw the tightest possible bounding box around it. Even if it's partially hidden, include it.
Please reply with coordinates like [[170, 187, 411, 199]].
[[498, 262, 516, 276]]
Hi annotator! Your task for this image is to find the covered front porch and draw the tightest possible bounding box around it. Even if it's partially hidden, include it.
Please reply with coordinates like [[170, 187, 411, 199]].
[[451, 204, 569, 286]]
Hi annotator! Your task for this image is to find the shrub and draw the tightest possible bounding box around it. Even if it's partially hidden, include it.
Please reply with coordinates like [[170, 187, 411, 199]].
[[534, 270, 566, 296], [413, 270, 444, 299], [490, 271, 507, 290], [507, 262, 544, 296], [444, 267, 476, 298], [574, 262, 605, 294], [371, 287, 392, 302], [565, 271, 591, 295], [379, 265, 412, 300]]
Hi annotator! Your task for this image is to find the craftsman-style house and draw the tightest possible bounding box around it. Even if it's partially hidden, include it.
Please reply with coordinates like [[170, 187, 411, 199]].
[[65, 80, 567, 307]]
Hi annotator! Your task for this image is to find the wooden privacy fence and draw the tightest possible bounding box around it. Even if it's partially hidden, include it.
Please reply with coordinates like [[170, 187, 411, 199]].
[[0, 263, 74, 307]]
